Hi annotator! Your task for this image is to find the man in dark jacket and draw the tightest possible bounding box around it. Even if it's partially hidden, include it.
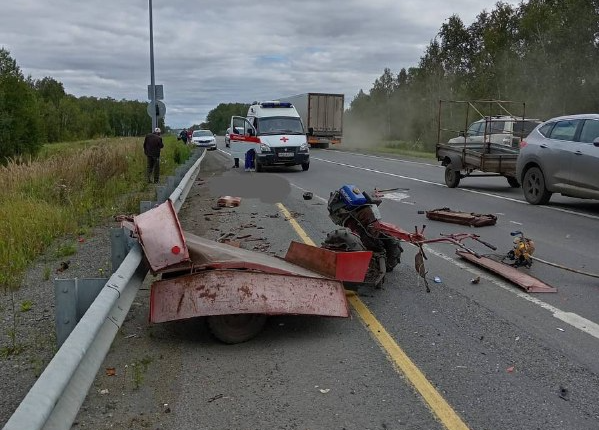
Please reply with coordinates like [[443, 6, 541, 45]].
[[143, 127, 164, 183]]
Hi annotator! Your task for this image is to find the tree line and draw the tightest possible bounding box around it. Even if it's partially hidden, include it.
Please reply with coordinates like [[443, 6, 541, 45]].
[[0, 48, 157, 161], [345, 0, 599, 150]]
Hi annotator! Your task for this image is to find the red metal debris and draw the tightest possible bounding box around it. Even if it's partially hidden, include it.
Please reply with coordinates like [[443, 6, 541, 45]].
[[217, 196, 241, 207], [284, 241, 372, 282], [426, 208, 497, 227], [133, 200, 190, 273], [150, 270, 349, 323], [456, 251, 557, 293]]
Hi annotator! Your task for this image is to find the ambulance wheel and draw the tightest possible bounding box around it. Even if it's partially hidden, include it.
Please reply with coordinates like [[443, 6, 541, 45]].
[[255, 161, 263, 172], [301, 162, 310, 171], [207, 314, 267, 344]]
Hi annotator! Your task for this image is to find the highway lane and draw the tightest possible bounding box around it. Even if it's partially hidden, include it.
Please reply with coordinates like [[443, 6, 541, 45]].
[[73, 142, 598, 429], [209, 141, 599, 428]]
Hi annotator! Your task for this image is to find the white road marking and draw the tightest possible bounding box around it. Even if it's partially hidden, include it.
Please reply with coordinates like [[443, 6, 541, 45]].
[[425, 247, 599, 341], [289, 182, 599, 342], [312, 157, 599, 221]]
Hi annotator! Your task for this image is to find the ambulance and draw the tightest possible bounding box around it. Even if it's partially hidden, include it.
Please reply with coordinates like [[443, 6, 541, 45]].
[[229, 101, 310, 172]]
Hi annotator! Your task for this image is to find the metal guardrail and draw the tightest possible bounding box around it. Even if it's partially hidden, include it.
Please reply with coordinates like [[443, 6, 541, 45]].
[[3, 148, 206, 430]]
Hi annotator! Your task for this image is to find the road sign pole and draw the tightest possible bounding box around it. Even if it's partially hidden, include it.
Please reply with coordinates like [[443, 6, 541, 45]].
[[149, 0, 157, 130]]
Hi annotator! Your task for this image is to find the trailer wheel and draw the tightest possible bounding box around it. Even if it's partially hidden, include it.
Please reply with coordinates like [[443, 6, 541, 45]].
[[444, 167, 461, 188], [506, 176, 520, 188], [301, 162, 310, 171], [207, 314, 267, 344]]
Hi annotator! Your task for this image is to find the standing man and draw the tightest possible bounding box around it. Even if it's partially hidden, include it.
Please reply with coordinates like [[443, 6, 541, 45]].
[[143, 127, 164, 183], [179, 128, 188, 145]]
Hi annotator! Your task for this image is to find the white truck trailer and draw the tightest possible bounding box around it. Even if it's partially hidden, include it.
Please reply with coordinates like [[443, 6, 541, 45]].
[[278, 93, 344, 148]]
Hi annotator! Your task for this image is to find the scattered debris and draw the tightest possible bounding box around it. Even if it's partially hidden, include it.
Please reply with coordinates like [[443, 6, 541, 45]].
[[217, 232, 235, 242], [470, 276, 481, 284], [425, 208, 497, 227], [240, 223, 257, 228], [56, 260, 70, 273], [303, 192, 313, 200], [163, 403, 171, 413], [556, 327, 565, 332], [504, 231, 535, 268], [207, 394, 224, 403], [236, 234, 252, 240], [99, 389, 109, 395], [266, 213, 280, 218], [559, 386, 570, 401], [457, 251, 557, 293], [217, 196, 241, 208], [319, 388, 331, 394], [105, 368, 116, 376], [506, 366, 515, 373], [433, 276, 442, 283]]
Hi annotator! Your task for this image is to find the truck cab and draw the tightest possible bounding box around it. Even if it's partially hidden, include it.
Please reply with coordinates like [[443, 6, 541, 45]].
[[229, 101, 310, 172]]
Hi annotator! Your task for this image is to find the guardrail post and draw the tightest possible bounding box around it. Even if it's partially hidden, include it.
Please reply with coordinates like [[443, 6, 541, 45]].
[[139, 200, 156, 213], [156, 185, 169, 202], [111, 228, 128, 274], [54, 279, 77, 348], [167, 176, 177, 194]]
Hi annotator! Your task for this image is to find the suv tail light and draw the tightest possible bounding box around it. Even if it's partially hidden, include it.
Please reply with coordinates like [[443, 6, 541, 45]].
[[519, 140, 528, 149]]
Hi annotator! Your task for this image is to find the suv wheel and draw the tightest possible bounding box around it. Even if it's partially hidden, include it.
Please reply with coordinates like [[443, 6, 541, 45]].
[[522, 167, 552, 205], [444, 166, 460, 188], [301, 162, 310, 171]]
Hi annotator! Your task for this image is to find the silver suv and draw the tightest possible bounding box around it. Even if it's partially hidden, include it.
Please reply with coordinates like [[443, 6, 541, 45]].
[[449, 116, 541, 148], [516, 114, 599, 204]]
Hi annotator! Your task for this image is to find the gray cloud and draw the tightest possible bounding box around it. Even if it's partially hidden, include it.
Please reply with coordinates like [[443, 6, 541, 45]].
[[0, 0, 519, 128]]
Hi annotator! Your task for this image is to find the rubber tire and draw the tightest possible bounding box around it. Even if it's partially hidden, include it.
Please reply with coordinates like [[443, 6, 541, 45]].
[[522, 166, 552, 205], [255, 160, 263, 172], [301, 162, 310, 171], [506, 176, 520, 188], [444, 167, 461, 188], [207, 314, 267, 344]]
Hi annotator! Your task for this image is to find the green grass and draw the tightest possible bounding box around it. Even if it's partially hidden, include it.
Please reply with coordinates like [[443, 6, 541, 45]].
[[0, 135, 192, 291], [375, 140, 436, 159]]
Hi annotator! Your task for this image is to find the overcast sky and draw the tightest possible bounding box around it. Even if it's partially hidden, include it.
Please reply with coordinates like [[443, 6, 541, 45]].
[[0, 0, 521, 128]]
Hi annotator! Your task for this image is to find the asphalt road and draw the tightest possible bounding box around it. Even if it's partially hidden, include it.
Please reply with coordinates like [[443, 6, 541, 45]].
[[76, 140, 599, 430]]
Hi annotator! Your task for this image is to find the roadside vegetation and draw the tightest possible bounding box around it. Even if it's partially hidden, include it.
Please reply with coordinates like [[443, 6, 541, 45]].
[[0, 135, 190, 291], [344, 0, 599, 152]]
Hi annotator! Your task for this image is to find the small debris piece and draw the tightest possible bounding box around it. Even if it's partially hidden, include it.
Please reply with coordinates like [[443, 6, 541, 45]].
[[471, 276, 481, 284], [78, 237, 85, 243], [319, 388, 331, 394], [207, 394, 224, 403], [163, 403, 172, 413], [303, 192, 313, 200], [217, 196, 241, 208], [236, 234, 252, 239], [556, 327, 565, 332], [99, 389, 109, 395], [56, 260, 70, 273], [105, 368, 116, 376], [434, 276, 442, 283], [506, 366, 515, 373], [558, 386, 569, 401], [426, 208, 497, 227]]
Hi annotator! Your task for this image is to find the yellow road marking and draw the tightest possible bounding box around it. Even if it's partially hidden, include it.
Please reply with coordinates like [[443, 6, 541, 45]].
[[276, 203, 316, 246], [277, 202, 470, 430]]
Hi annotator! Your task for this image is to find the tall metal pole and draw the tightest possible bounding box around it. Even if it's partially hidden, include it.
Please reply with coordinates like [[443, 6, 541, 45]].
[[149, 0, 157, 130]]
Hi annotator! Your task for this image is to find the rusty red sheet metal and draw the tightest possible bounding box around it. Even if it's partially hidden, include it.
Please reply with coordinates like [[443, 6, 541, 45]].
[[426, 208, 497, 227], [134, 200, 190, 273], [284, 241, 372, 282], [150, 270, 349, 322], [456, 251, 557, 293]]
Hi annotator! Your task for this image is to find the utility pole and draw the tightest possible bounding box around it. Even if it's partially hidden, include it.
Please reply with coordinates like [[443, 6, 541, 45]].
[[149, 0, 157, 130]]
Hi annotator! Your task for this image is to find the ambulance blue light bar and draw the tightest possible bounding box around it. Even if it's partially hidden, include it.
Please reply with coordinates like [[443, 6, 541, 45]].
[[260, 101, 293, 108]]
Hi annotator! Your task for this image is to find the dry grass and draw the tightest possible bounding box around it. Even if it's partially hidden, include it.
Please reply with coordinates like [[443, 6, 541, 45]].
[[0, 136, 190, 290]]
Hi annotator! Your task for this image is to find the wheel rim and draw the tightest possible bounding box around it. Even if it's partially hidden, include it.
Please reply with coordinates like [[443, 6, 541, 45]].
[[525, 171, 541, 198]]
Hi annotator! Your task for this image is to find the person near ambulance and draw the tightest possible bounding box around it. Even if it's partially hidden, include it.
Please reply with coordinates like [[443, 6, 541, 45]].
[[229, 101, 310, 172]]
